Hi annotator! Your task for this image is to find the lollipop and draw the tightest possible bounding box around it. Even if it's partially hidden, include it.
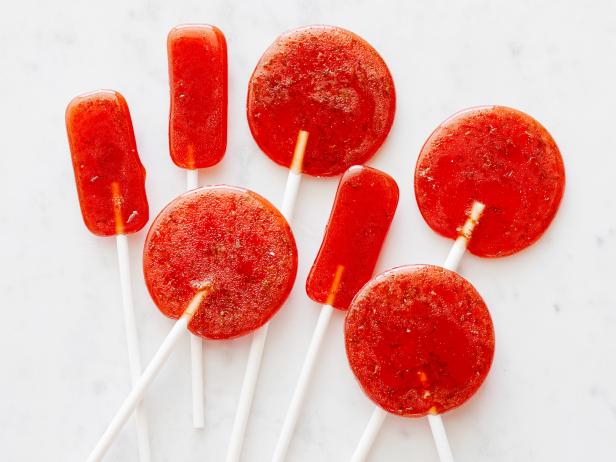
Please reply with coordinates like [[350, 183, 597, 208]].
[[66, 90, 151, 462], [346, 265, 494, 416], [271, 165, 399, 462], [86, 186, 297, 462], [226, 25, 396, 461], [350, 106, 565, 462], [168, 24, 227, 170], [247, 25, 395, 177], [167, 23, 228, 427]]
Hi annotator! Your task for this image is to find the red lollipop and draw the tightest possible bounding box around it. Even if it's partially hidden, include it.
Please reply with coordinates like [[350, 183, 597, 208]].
[[306, 165, 400, 309], [247, 25, 396, 177], [168, 24, 227, 170], [346, 265, 494, 417], [86, 186, 297, 462], [415, 106, 565, 257], [143, 186, 297, 339], [66, 90, 152, 461]]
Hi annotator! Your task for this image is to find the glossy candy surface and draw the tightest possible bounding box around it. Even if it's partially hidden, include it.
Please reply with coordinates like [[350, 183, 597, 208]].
[[143, 186, 297, 339], [415, 106, 565, 257], [168, 24, 227, 169], [306, 166, 399, 309], [247, 25, 395, 176], [66, 90, 148, 236], [345, 265, 494, 417]]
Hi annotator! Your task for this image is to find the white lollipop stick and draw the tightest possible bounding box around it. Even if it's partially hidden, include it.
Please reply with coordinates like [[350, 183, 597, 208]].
[[186, 168, 199, 190], [350, 407, 388, 462], [271, 265, 344, 462], [186, 168, 205, 429], [86, 289, 209, 462], [115, 234, 151, 462], [225, 130, 309, 462], [443, 201, 485, 272], [348, 200, 485, 462]]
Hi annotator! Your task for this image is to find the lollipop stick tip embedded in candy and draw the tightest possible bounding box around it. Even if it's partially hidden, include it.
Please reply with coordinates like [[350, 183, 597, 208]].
[[443, 200, 485, 272], [86, 288, 209, 462], [325, 265, 345, 305], [271, 265, 344, 462], [291, 130, 309, 174], [111, 182, 125, 235]]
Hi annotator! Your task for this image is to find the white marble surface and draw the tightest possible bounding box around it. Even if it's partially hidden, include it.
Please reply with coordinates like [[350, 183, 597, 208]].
[[1, 0, 616, 460]]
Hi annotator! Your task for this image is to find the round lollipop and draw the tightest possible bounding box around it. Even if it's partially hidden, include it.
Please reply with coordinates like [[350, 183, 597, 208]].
[[226, 25, 396, 462], [86, 186, 297, 462], [167, 23, 228, 427], [144, 186, 297, 339], [350, 106, 565, 462], [345, 265, 494, 416], [415, 105, 565, 257], [66, 90, 151, 462], [247, 25, 395, 177]]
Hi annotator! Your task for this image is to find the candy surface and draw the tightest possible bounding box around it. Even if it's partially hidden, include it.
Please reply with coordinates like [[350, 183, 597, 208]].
[[306, 166, 399, 309], [415, 106, 565, 257], [345, 265, 494, 417], [66, 90, 148, 236], [168, 24, 227, 169], [143, 186, 297, 339], [247, 25, 395, 176]]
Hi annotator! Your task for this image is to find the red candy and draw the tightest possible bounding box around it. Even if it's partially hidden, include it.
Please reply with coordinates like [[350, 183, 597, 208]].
[[306, 166, 399, 309], [168, 25, 227, 169], [66, 90, 149, 237], [345, 265, 494, 417], [247, 25, 396, 176], [143, 186, 297, 340], [415, 106, 565, 257]]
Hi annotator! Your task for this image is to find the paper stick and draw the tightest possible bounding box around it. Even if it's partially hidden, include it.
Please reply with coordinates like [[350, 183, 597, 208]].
[[271, 265, 344, 462], [225, 130, 309, 462], [349, 407, 388, 462], [348, 200, 485, 462], [86, 289, 208, 462], [112, 181, 151, 461], [186, 168, 205, 428], [115, 234, 151, 462]]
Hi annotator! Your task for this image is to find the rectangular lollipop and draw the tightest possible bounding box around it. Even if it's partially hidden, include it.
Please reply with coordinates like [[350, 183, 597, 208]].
[[66, 89, 151, 462], [270, 165, 399, 462], [168, 25, 228, 169], [66, 90, 148, 236], [306, 165, 399, 309]]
